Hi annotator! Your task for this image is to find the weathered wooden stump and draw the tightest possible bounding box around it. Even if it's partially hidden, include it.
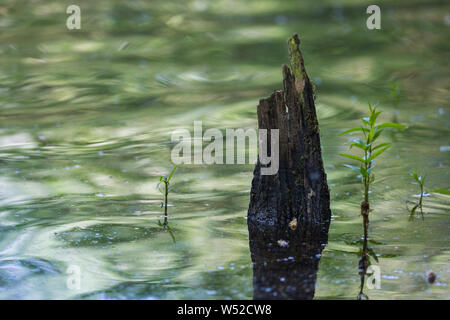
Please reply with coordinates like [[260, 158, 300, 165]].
[[248, 34, 331, 299]]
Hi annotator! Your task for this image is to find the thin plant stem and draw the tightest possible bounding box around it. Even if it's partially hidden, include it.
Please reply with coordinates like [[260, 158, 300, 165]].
[[163, 180, 168, 228]]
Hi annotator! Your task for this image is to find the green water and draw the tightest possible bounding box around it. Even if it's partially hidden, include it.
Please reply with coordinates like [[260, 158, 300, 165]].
[[0, 0, 449, 299]]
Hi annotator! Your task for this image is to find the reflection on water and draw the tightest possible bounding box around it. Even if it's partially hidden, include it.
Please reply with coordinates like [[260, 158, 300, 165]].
[[0, 0, 449, 299], [250, 240, 326, 299], [357, 215, 373, 300]]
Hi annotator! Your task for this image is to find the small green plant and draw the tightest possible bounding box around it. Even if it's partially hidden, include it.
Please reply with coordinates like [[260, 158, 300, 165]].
[[408, 171, 425, 221], [338, 103, 407, 222], [157, 166, 177, 230]]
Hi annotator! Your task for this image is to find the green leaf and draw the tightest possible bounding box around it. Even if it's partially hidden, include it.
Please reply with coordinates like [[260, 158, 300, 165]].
[[411, 171, 420, 184], [368, 145, 391, 161], [360, 166, 368, 178], [168, 229, 176, 243], [367, 125, 375, 143], [420, 175, 425, 185], [372, 142, 392, 151], [372, 128, 383, 142], [430, 189, 450, 195], [369, 111, 382, 126], [350, 138, 370, 151], [337, 127, 369, 136], [376, 122, 407, 130], [339, 153, 365, 163], [343, 164, 361, 173], [167, 166, 177, 182]]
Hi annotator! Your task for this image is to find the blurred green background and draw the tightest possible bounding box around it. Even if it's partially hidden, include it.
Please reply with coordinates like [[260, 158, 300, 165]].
[[0, 0, 448, 299]]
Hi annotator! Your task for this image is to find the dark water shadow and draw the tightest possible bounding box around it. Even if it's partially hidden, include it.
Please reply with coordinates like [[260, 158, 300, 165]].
[[250, 239, 327, 300]]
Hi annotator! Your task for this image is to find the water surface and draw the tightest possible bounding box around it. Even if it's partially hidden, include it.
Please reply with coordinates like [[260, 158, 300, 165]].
[[0, 0, 449, 299]]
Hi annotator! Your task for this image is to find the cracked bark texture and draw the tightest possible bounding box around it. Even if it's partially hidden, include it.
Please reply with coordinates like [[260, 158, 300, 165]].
[[248, 35, 331, 299]]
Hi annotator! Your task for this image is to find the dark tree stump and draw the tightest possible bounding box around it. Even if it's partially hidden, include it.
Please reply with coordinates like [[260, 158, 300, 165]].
[[248, 34, 331, 299]]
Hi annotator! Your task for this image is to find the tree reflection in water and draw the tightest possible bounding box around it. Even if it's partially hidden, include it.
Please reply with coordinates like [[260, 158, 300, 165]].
[[250, 235, 327, 300]]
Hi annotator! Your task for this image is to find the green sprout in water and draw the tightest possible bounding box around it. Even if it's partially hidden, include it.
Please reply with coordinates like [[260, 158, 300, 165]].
[[408, 171, 425, 221], [338, 103, 407, 229], [339, 103, 406, 300], [156, 166, 177, 242]]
